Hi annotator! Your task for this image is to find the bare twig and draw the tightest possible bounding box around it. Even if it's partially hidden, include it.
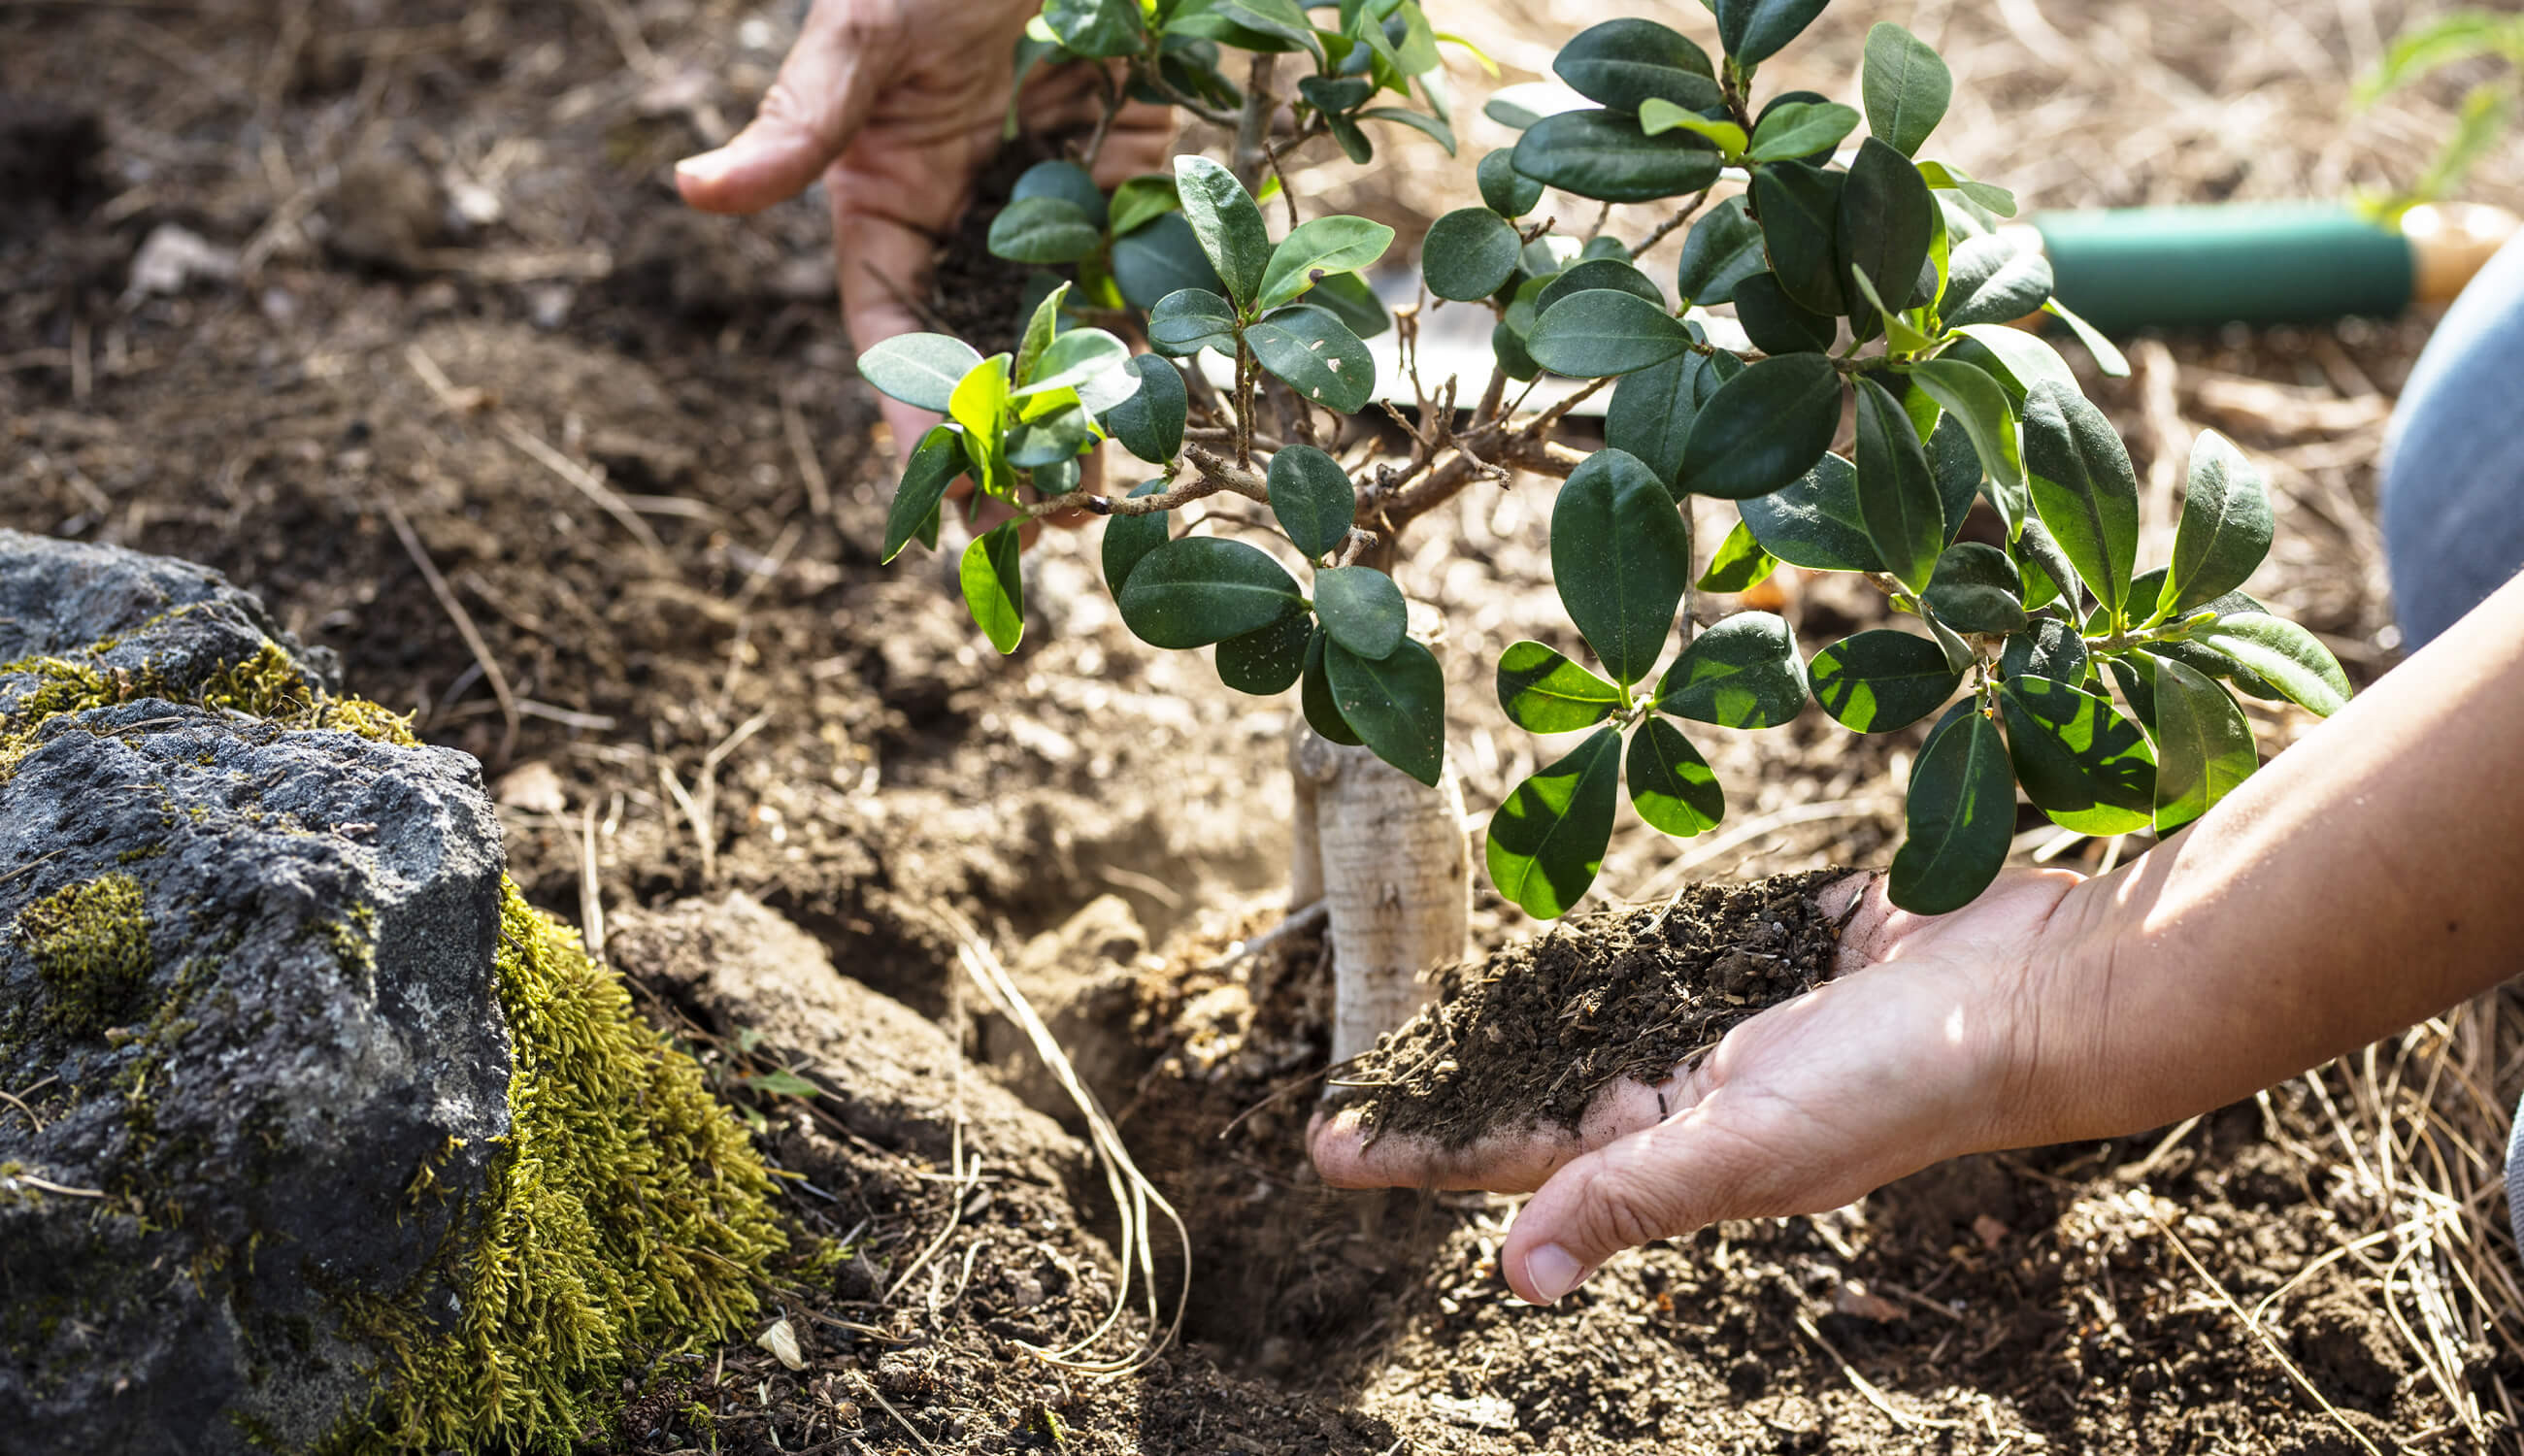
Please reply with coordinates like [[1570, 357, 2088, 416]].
[[382, 496, 518, 766], [780, 383, 832, 518]]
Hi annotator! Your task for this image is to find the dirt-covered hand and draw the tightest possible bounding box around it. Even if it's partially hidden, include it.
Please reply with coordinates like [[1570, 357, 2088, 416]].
[[1307, 869, 2084, 1305], [674, 0, 1174, 463]]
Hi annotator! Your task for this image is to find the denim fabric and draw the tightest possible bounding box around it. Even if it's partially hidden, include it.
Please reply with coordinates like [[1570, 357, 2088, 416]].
[[2379, 234, 2524, 652]]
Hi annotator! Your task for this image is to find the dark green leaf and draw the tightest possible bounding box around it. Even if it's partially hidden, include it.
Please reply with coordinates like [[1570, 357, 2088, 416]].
[[1656, 611, 1807, 727], [1528, 289, 1697, 378], [1554, 18, 1721, 114], [1325, 636, 1446, 786], [1951, 324, 2076, 404], [1248, 306, 1376, 413], [1478, 149, 1544, 216], [1929, 412, 1983, 543], [1257, 215, 1396, 311], [2151, 655, 2256, 833], [1715, 0, 1830, 64], [1146, 286, 1239, 356], [1810, 629, 1962, 732], [1314, 565, 1408, 660], [1216, 611, 1312, 695], [2012, 525, 2078, 621], [2002, 676, 2154, 834], [988, 195, 1104, 265], [961, 523, 1026, 654], [1511, 109, 1722, 205], [1839, 138, 1936, 329], [1112, 214, 1227, 311], [1674, 195, 1768, 307], [1421, 207, 1523, 301], [1108, 175, 1180, 237], [2043, 297, 2131, 378], [857, 333, 983, 413], [1360, 105, 1455, 154], [1296, 73, 1375, 116], [1922, 542, 2028, 634], [1860, 22, 1951, 156], [1011, 159, 1110, 227], [1043, 0, 1145, 56], [1006, 402, 1099, 468], [1266, 444, 1355, 559], [2022, 380, 2141, 620], [883, 426, 967, 564], [1485, 727, 1622, 918], [1917, 159, 2019, 217], [1496, 640, 1624, 733], [1941, 233, 2052, 328], [1492, 317, 1541, 381], [1100, 356, 1187, 465], [2001, 616, 2087, 683], [1536, 257, 1665, 317], [1306, 270, 1392, 340], [2186, 613, 2350, 717], [1925, 608, 1976, 673], [1698, 519, 1779, 593], [1607, 350, 1706, 495], [1628, 717, 1725, 837], [2106, 653, 2158, 738], [1301, 628, 1364, 745], [1173, 155, 1273, 306], [1683, 353, 1843, 500], [1734, 272, 1838, 354], [1907, 356, 2024, 498], [1746, 100, 1860, 162], [1752, 163, 1846, 314], [1854, 376, 1945, 592], [1888, 708, 2014, 913], [1101, 480, 1173, 596], [1212, 0, 1323, 58], [1739, 451, 1878, 570], [1550, 447, 1692, 685], [1116, 536, 1307, 647], [2163, 429, 2273, 616]]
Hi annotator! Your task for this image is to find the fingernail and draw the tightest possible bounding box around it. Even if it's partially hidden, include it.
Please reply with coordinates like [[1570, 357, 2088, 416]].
[[1522, 1243, 1588, 1305], [675, 149, 729, 187]]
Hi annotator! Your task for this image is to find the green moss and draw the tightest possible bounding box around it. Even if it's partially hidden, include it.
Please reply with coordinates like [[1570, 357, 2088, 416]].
[[14, 874, 151, 1039]]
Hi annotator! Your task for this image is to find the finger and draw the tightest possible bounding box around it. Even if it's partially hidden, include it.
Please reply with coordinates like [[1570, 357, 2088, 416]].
[[829, 179, 945, 470], [1307, 1069, 1688, 1195], [1087, 101, 1180, 188], [677, 0, 900, 213]]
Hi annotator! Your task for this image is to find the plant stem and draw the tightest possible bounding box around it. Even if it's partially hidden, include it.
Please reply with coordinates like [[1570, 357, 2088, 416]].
[[1232, 53, 1278, 192], [1629, 189, 1713, 260]]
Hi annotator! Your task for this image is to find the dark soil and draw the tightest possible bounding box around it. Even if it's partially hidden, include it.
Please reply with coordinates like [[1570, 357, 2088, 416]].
[[928, 137, 1070, 357], [1336, 869, 1854, 1148]]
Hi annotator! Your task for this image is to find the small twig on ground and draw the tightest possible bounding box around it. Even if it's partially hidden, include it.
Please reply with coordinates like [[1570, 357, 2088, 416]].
[[405, 345, 668, 559], [382, 496, 519, 766], [780, 383, 833, 517], [578, 801, 606, 961], [1793, 1309, 1966, 1431], [656, 758, 713, 883], [1203, 900, 1327, 973], [0, 1086, 46, 1134]]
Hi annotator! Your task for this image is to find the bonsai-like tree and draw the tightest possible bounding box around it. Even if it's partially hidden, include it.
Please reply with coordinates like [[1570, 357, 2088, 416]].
[[851, 0, 2350, 1060]]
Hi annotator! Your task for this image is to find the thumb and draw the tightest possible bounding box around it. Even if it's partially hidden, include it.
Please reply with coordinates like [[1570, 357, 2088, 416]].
[[1500, 1096, 1779, 1305], [677, 0, 900, 214]]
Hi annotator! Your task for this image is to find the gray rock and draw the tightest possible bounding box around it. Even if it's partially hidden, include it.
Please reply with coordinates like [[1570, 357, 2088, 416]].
[[0, 527, 341, 694]]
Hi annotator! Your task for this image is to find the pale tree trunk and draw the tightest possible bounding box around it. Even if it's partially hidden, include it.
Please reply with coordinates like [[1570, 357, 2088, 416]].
[[1289, 724, 1471, 1063]]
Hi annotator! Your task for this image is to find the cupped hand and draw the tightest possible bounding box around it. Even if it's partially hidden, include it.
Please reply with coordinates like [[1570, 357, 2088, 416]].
[[1309, 869, 2087, 1305], [676, 0, 1175, 467]]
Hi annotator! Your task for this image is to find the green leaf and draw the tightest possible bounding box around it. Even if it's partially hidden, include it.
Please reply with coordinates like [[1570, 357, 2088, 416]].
[[1146, 286, 1239, 356], [948, 353, 1014, 497], [2043, 297, 2131, 378], [1360, 105, 1455, 154], [1953, 323, 2076, 399], [1247, 306, 1376, 414], [1314, 565, 1407, 660], [1941, 233, 2053, 328], [1861, 22, 1951, 157], [1752, 163, 1845, 315], [1014, 279, 1068, 386], [1267, 444, 1355, 559], [1550, 447, 1691, 686], [1554, 18, 1721, 114], [1116, 536, 1307, 647], [1527, 289, 1697, 378], [988, 196, 1105, 265], [1640, 100, 1746, 154], [1925, 609, 1976, 674], [1485, 727, 1622, 919], [1478, 149, 1544, 216], [2151, 655, 2256, 833], [1847, 262, 1935, 353], [1682, 353, 1843, 501], [1929, 412, 1984, 543], [1656, 612, 1807, 727], [1537, 258, 1666, 318], [1215, 611, 1312, 695], [2163, 430, 2273, 616], [1733, 272, 1837, 355], [1297, 73, 1375, 116], [1257, 215, 1397, 311], [1511, 109, 1723, 205], [1113, 214, 1227, 311], [1744, 100, 1859, 162], [1887, 708, 2014, 914], [1421, 207, 1523, 301], [1325, 636, 1446, 786], [1698, 519, 1779, 594], [1907, 356, 2024, 498], [1917, 159, 2018, 217], [2001, 616, 2087, 684], [882, 426, 967, 564], [1100, 356, 1187, 465], [1108, 175, 1181, 237], [1739, 451, 1878, 571], [1607, 351, 1705, 495], [1839, 138, 1937, 330], [1043, 0, 1146, 57], [1005, 402, 1099, 468], [2000, 675, 2155, 835], [1101, 480, 1173, 596], [1853, 376, 1945, 592], [1810, 630, 1962, 732], [858, 333, 983, 413], [2186, 613, 2350, 717], [1674, 195, 1767, 307], [961, 523, 1025, 654], [2021, 380, 2140, 620], [1306, 270, 1393, 340], [744, 1070, 822, 1099], [1013, 327, 1131, 403], [1628, 717, 1725, 837], [1715, 0, 1830, 65], [1173, 155, 1273, 306], [1011, 159, 1110, 228], [2106, 653, 2158, 738], [1921, 542, 2028, 635], [1301, 628, 1364, 745], [1496, 640, 1623, 733], [1212, 0, 1323, 58]]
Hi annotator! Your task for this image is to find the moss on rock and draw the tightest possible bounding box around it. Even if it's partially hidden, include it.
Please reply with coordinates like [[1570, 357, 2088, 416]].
[[14, 874, 151, 1039]]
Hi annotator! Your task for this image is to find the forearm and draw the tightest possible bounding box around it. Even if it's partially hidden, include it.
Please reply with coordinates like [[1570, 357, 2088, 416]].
[[2016, 570, 2524, 1142]]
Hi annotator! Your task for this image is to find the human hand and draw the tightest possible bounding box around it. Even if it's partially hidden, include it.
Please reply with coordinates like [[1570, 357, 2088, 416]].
[[1308, 869, 2087, 1305], [675, 0, 1175, 469]]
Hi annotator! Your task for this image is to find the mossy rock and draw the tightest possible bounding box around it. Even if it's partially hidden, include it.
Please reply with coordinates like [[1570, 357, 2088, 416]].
[[0, 533, 782, 1452]]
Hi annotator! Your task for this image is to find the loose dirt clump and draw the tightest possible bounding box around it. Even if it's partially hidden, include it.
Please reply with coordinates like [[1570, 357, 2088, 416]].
[[1336, 869, 1853, 1148]]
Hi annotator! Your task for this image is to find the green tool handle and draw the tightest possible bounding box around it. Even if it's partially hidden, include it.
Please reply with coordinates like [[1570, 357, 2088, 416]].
[[2033, 204, 2412, 335]]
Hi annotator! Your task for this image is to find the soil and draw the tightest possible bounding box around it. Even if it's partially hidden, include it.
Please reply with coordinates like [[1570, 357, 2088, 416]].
[[1336, 870, 1854, 1148], [4, 1, 2518, 1453]]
